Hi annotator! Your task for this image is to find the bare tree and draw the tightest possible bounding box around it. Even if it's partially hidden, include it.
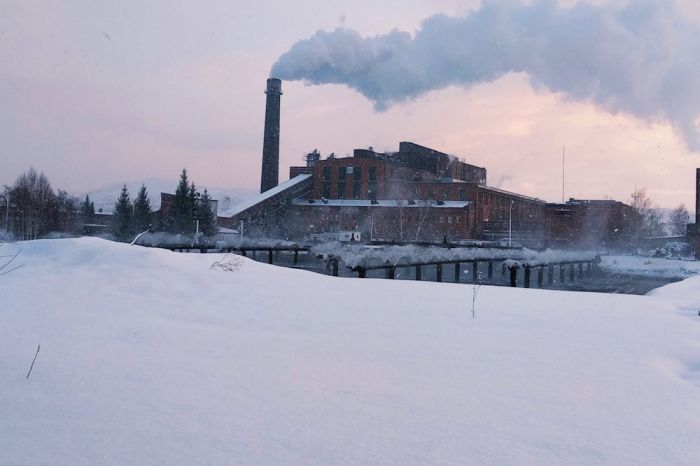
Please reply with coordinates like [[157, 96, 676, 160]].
[[394, 200, 407, 240], [668, 204, 690, 236], [630, 187, 652, 215], [629, 188, 664, 238], [414, 199, 434, 241], [9, 168, 56, 240]]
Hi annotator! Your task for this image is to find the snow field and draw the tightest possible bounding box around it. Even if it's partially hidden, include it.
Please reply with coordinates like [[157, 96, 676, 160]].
[[599, 254, 700, 279], [1, 238, 700, 465]]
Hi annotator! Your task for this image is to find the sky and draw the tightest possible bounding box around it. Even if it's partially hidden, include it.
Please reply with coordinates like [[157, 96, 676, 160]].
[[2, 0, 700, 208]]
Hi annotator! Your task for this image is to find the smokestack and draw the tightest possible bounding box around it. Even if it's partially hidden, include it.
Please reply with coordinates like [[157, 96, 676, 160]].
[[260, 78, 282, 193]]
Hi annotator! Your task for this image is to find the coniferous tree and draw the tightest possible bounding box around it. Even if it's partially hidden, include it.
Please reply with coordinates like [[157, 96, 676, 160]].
[[133, 184, 153, 233], [188, 181, 198, 230], [198, 189, 218, 237], [80, 195, 95, 234], [81, 195, 95, 221], [169, 169, 196, 234], [113, 185, 133, 241]]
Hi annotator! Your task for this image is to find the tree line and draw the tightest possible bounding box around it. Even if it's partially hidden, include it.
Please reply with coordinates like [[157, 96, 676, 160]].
[[2, 167, 218, 242], [629, 187, 689, 238]]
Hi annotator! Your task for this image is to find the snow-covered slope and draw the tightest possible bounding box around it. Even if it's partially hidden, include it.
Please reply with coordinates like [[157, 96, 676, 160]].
[[84, 178, 256, 213], [2, 238, 700, 465]]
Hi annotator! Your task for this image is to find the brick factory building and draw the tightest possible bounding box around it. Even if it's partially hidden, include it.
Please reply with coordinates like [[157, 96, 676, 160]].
[[216, 78, 665, 250], [544, 199, 642, 250], [221, 141, 548, 246], [288, 142, 545, 245]]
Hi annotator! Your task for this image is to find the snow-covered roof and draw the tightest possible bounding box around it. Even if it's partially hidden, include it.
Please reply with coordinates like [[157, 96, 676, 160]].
[[219, 174, 312, 218], [480, 185, 545, 203], [293, 199, 470, 208]]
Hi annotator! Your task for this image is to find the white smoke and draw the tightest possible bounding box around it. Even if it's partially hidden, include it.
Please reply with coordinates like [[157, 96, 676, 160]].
[[271, 0, 700, 150]]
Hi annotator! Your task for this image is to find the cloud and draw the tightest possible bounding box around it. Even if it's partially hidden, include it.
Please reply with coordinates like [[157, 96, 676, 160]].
[[271, 0, 700, 151]]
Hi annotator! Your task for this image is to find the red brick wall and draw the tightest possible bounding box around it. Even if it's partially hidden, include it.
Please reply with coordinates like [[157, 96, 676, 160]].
[[292, 203, 471, 242]]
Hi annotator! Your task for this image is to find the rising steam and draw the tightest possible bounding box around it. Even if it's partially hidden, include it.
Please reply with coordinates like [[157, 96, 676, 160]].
[[271, 0, 700, 150]]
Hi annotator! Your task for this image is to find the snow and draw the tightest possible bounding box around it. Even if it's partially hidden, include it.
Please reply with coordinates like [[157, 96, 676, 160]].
[[600, 255, 700, 279], [2, 238, 700, 465], [312, 242, 597, 268]]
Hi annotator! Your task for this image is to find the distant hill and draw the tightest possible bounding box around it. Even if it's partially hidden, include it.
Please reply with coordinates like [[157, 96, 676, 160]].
[[83, 178, 257, 215]]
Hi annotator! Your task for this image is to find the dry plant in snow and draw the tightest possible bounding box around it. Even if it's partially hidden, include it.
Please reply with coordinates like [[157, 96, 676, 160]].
[[210, 254, 244, 272]]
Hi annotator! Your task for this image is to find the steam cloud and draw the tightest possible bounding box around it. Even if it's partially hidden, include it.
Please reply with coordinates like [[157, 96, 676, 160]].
[[271, 0, 700, 150]]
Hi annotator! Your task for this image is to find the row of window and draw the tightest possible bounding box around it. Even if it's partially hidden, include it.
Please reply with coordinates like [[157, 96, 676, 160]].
[[321, 165, 379, 199], [323, 166, 378, 180]]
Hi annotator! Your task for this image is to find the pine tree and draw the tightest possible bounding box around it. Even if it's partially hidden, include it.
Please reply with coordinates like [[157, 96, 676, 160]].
[[81, 195, 95, 221], [80, 195, 95, 234], [169, 169, 196, 234], [133, 184, 153, 233], [113, 185, 133, 241], [198, 189, 218, 237], [188, 181, 198, 228]]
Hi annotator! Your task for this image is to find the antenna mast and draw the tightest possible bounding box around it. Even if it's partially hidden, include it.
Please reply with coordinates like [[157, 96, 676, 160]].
[[562, 146, 565, 203]]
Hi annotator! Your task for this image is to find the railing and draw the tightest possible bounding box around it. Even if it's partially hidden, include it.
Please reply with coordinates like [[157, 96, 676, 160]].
[[345, 257, 599, 288]]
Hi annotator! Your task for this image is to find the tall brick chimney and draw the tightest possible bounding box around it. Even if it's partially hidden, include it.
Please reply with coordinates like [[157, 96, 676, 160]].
[[696, 168, 700, 226], [695, 168, 700, 259], [260, 78, 282, 193]]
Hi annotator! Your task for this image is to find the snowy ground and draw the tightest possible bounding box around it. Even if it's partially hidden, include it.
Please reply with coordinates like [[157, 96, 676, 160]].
[[2, 238, 700, 465], [600, 254, 700, 279]]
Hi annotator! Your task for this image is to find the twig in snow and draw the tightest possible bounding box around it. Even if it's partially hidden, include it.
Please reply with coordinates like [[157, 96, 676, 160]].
[[26, 345, 40, 379], [471, 285, 481, 318], [0, 249, 19, 273]]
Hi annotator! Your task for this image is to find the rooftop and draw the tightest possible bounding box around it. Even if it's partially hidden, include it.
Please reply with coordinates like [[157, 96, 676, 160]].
[[219, 174, 312, 218]]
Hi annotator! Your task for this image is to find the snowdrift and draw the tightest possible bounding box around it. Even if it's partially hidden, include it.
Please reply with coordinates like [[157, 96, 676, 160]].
[[2, 238, 700, 465]]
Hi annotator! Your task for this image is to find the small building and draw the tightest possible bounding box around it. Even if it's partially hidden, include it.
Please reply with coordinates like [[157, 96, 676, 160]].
[[545, 199, 641, 250]]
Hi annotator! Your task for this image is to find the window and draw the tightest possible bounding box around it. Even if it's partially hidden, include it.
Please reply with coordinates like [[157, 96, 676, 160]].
[[338, 166, 346, 198], [322, 166, 332, 197], [353, 166, 362, 199], [368, 166, 377, 198], [369, 166, 377, 181]]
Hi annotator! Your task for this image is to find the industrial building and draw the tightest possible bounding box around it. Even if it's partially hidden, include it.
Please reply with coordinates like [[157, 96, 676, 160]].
[[221, 139, 546, 246], [286, 142, 545, 245], [544, 199, 641, 249], [217, 77, 653, 250]]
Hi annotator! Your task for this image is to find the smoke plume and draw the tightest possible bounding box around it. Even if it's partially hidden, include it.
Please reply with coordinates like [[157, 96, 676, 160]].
[[271, 0, 700, 150]]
